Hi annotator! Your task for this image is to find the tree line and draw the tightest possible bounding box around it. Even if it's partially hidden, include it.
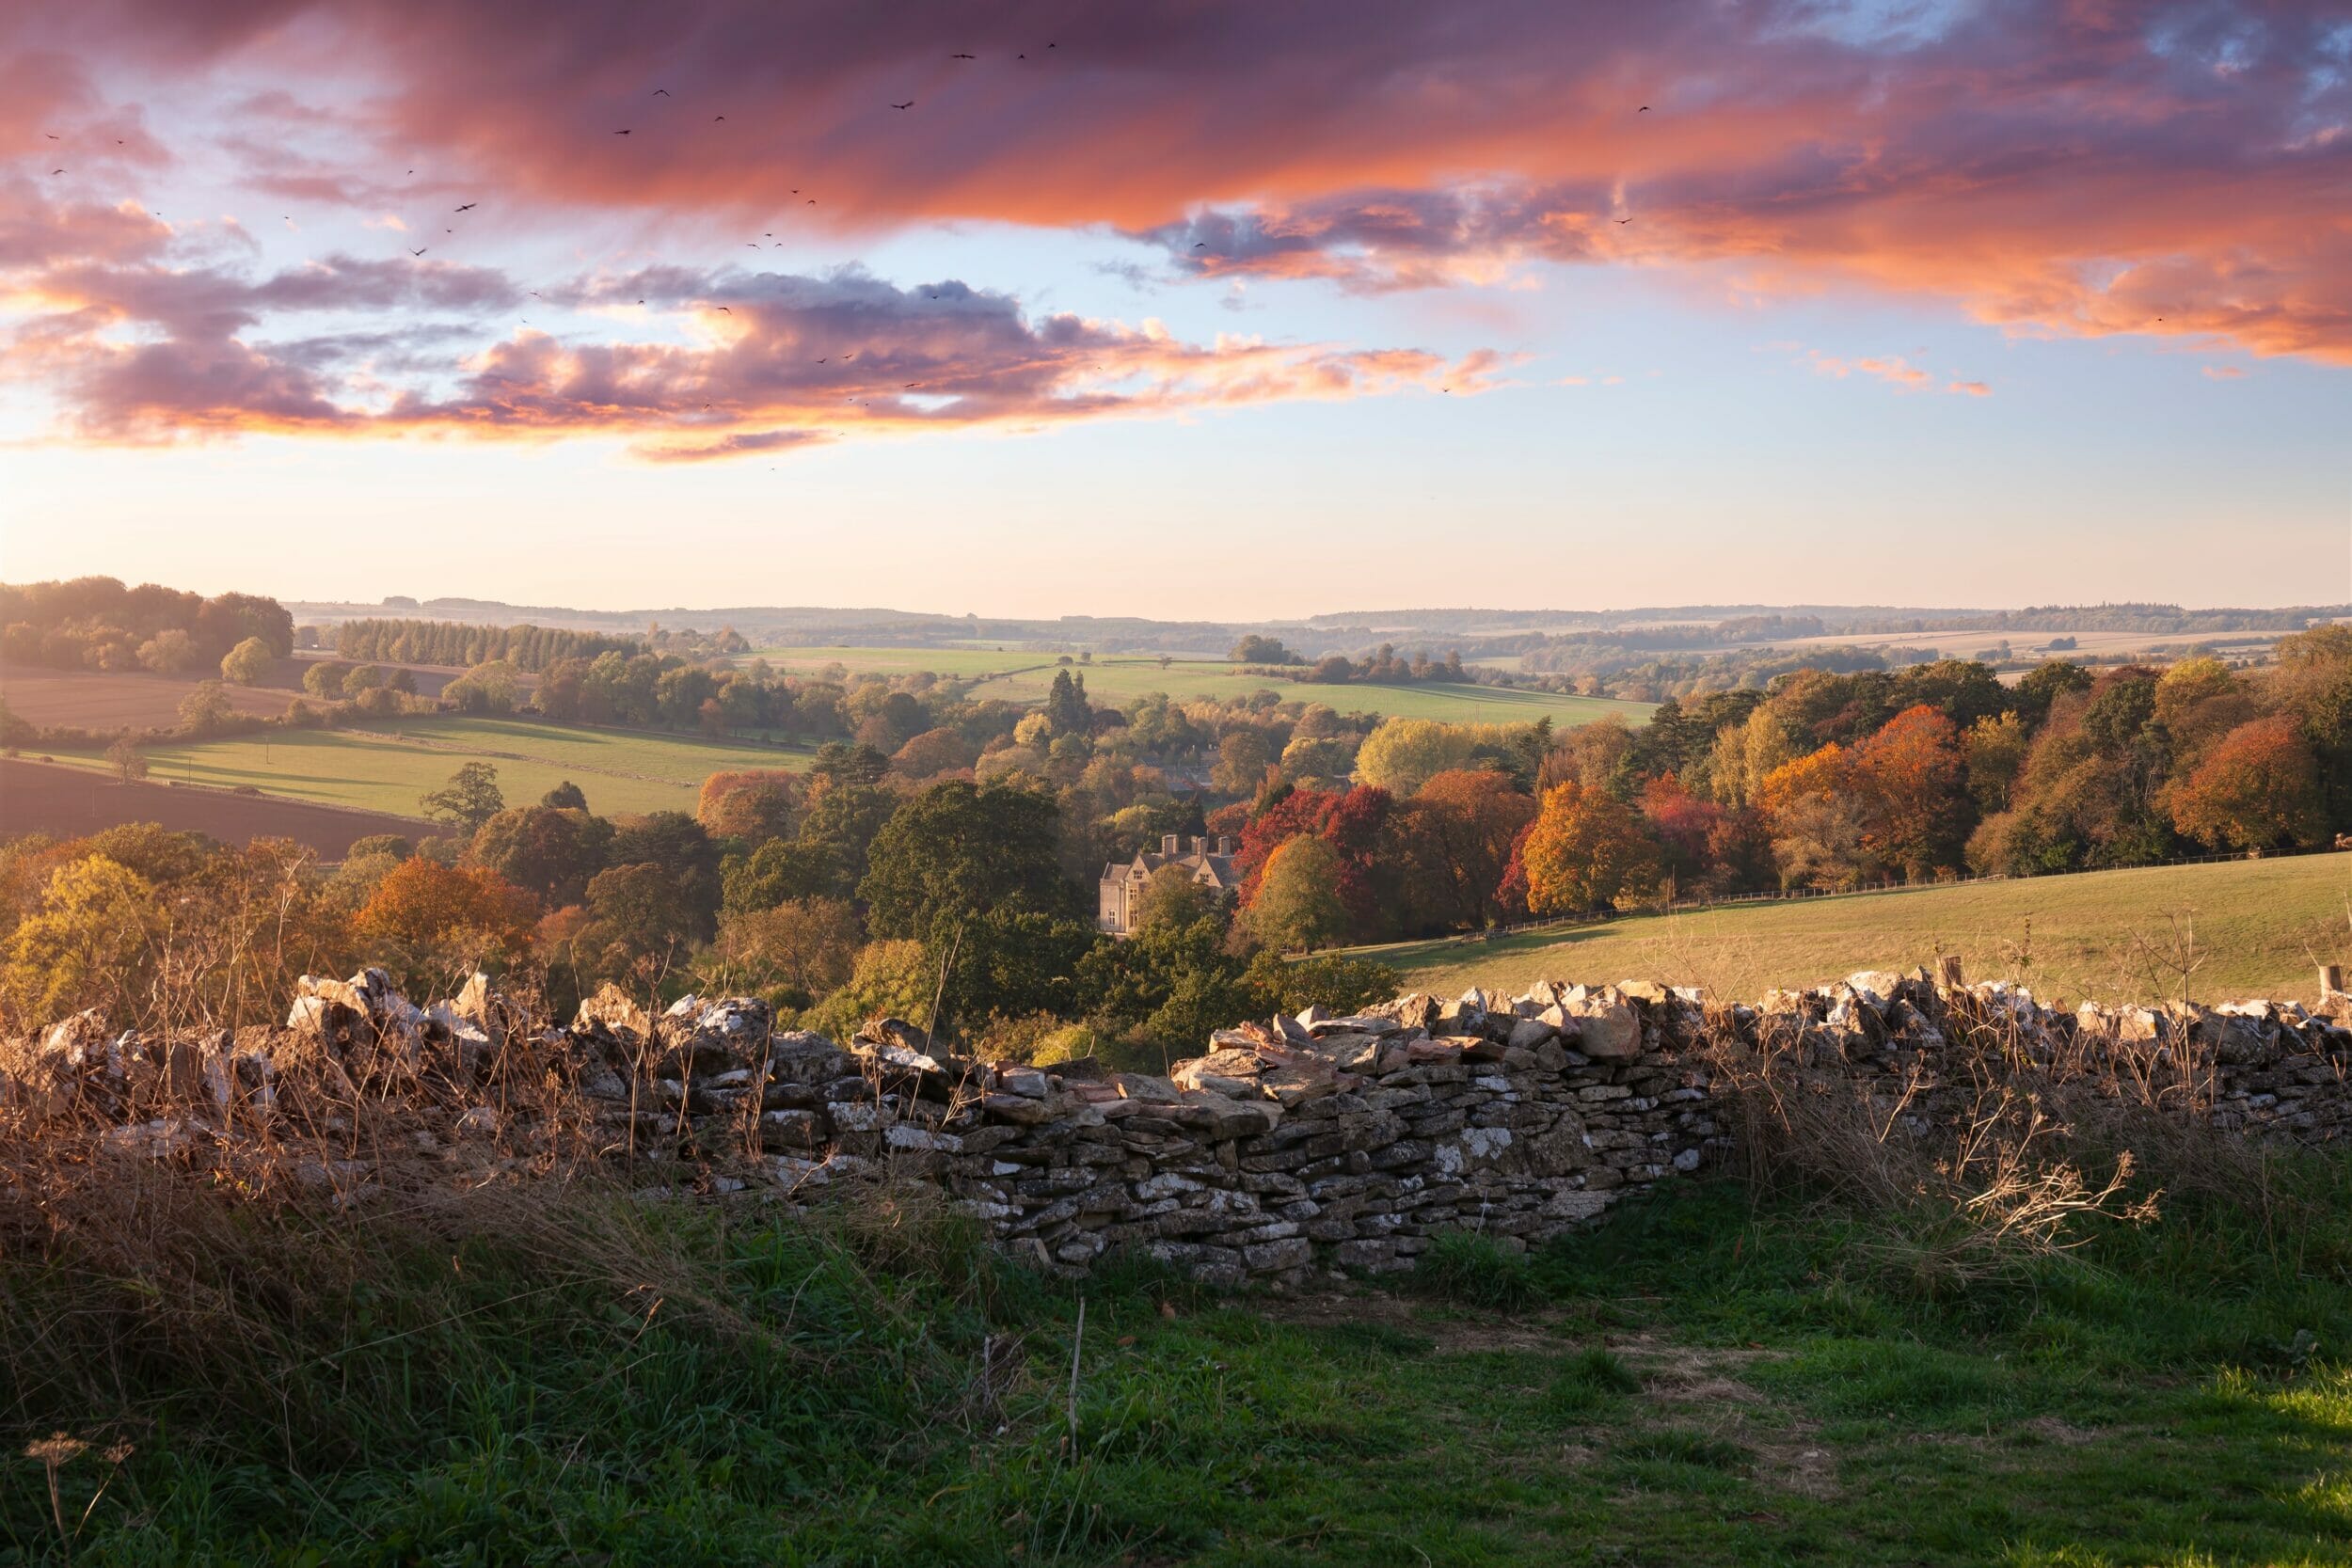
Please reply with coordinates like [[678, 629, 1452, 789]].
[[1, 577, 294, 675], [332, 618, 641, 673]]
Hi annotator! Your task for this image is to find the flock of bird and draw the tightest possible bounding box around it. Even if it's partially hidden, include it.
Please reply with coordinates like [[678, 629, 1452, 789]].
[[36, 48, 1671, 420]]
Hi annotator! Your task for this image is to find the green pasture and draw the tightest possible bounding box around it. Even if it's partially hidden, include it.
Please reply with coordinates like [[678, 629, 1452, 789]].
[[1359, 852, 2352, 1008]]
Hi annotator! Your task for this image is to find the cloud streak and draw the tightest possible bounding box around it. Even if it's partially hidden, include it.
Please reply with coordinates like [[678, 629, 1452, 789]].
[[1, 218, 1490, 456]]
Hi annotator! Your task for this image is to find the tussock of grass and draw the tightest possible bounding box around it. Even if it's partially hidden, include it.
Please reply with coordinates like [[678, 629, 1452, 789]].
[[1408, 1229, 1540, 1309], [1541, 1346, 1643, 1422]]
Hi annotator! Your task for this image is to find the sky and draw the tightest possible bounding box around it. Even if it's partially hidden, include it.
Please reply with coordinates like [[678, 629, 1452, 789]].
[[2, 0, 2349, 621]]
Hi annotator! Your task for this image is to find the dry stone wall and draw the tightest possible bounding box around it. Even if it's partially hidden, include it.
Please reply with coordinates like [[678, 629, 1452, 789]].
[[5, 964, 2347, 1285]]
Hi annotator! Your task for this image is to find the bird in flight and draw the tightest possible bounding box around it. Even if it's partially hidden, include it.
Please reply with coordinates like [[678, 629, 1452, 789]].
[[816, 358, 826, 363], [717, 306, 732, 312], [904, 382, 918, 388], [1193, 242, 1207, 248], [52, 168, 65, 175], [455, 202, 476, 212], [1638, 105, 1651, 113], [891, 101, 914, 110], [530, 291, 542, 298], [409, 246, 427, 256], [44, 133, 57, 139], [613, 128, 632, 135], [951, 52, 975, 59], [653, 88, 671, 97], [714, 115, 725, 121]]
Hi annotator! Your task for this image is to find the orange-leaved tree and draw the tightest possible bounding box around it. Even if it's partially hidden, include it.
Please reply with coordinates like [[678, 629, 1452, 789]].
[[2169, 716, 2328, 851], [696, 768, 804, 843], [1850, 705, 1966, 880], [354, 857, 538, 995], [1518, 779, 1661, 916]]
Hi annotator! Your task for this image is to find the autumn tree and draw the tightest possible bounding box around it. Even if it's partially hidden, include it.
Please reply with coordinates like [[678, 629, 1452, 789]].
[[353, 858, 537, 992], [1637, 772, 1728, 896], [697, 768, 803, 843], [704, 896, 865, 1001], [136, 628, 199, 674], [1390, 768, 1536, 929], [542, 780, 588, 810], [2154, 657, 2257, 762], [2169, 716, 2328, 851], [892, 727, 976, 781], [1244, 835, 1350, 952], [1234, 784, 1392, 937], [1518, 780, 1661, 915], [1, 855, 165, 1027], [1851, 705, 1966, 879]]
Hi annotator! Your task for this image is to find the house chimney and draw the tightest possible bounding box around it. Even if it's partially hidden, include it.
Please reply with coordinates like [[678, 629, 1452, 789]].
[[1162, 834, 1180, 856], [1216, 835, 1233, 855], [1191, 836, 1207, 857]]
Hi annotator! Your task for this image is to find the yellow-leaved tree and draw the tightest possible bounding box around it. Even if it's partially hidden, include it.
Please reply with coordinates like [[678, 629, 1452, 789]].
[[1518, 780, 1661, 916]]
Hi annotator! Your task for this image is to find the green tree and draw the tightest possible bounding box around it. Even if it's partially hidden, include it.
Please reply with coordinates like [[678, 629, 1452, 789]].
[[420, 761, 505, 835], [302, 660, 353, 698], [469, 805, 612, 906], [1212, 729, 1272, 795], [542, 780, 589, 810], [608, 812, 723, 941], [219, 636, 274, 685], [1044, 670, 1091, 737], [1243, 835, 1350, 952], [861, 781, 1093, 1030]]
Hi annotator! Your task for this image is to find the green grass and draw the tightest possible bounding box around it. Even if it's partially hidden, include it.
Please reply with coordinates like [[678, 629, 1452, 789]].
[[10, 1162, 2351, 1566], [741, 644, 1654, 727], [1357, 852, 2352, 1008], [52, 718, 817, 820]]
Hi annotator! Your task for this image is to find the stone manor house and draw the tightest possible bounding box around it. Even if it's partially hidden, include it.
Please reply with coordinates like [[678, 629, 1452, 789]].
[[1097, 834, 1239, 936]]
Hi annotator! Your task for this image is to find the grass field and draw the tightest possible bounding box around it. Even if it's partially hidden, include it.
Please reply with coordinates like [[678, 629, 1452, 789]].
[[741, 645, 1654, 727], [51, 718, 816, 820], [1359, 853, 2352, 1008], [967, 657, 1654, 727], [11, 1166, 2349, 1565]]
